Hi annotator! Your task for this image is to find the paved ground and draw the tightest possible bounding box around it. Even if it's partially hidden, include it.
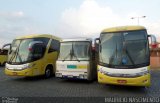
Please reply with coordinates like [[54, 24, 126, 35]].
[[0, 66, 160, 103]]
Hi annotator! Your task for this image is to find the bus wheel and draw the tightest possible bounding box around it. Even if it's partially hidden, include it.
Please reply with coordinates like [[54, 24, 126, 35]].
[[2, 62, 6, 66], [45, 66, 53, 78]]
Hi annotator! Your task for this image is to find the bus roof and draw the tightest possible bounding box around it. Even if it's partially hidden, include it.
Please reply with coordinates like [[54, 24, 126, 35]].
[[62, 38, 92, 42], [16, 34, 61, 41], [101, 26, 146, 33]]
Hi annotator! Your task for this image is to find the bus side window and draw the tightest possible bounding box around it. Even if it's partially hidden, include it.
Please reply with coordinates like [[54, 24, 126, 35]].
[[32, 44, 45, 59], [48, 39, 60, 53]]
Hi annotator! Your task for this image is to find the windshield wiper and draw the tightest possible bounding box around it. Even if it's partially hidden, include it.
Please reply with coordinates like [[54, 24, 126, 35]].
[[71, 43, 80, 62], [125, 48, 135, 65], [109, 42, 118, 65], [122, 41, 135, 65], [62, 43, 80, 62], [15, 45, 22, 63], [72, 51, 80, 62], [8, 47, 18, 63], [62, 50, 72, 62], [8, 41, 22, 64]]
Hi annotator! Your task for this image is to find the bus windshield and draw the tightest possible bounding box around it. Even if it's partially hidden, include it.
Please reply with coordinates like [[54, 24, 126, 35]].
[[99, 30, 149, 68], [58, 41, 90, 61], [8, 38, 49, 64]]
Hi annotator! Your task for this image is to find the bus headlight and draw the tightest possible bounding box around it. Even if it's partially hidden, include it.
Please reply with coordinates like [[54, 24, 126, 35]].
[[79, 74, 84, 79], [99, 68, 108, 74], [21, 63, 35, 70], [5, 63, 9, 69], [84, 74, 88, 79], [135, 70, 149, 76], [78, 74, 88, 79], [56, 73, 62, 77]]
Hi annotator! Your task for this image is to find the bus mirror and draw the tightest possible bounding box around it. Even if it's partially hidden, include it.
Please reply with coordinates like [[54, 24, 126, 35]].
[[95, 38, 100, 44], [2, 43, 11, 50], [148, 34, 157, 48], [94, 38, 100, 52], [1, 43, 11, 53]]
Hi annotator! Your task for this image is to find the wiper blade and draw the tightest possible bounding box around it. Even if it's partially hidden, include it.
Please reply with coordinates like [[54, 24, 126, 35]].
[[71, 43, 80, 62], [62, 50, 71, 61], [8, 48, 18, 63], [72, 52, 80, 62], [8, 41, 22, 63], [109, 42, 118, 65], [122, 41, 135, 65], [16, 46, 22, 63], [62, 43, 80, 62], [125, 48, 135, 65]]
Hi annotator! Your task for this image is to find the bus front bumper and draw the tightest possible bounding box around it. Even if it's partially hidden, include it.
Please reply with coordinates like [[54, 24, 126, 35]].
[[98, 72, 150, 87], [5, 68, 33, 76]]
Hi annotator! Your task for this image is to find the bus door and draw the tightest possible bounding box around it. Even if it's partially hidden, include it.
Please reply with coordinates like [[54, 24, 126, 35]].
[[45, 39, 60, 73], [28, 41, 46, 75]]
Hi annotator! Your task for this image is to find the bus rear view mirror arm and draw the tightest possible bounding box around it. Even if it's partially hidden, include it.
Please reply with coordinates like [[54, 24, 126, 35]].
[[95, 38, 101, 52], [148, 34, 157, 46], [1, 43, 11, 52], [95, 38, 100, 44]]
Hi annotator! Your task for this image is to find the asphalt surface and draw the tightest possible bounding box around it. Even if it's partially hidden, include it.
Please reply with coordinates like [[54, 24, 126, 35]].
[[0, 66, 160, 103]]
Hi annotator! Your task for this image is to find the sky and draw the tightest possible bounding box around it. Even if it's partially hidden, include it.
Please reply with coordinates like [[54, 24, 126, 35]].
[[0, 0, 160, 47]]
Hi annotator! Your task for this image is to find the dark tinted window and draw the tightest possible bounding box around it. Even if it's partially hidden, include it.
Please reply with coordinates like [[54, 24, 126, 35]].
[[123, 31, 147, 40], [8, 38, 49, 64], [31, 44, 45, 60], [48, 39, 60, 53]]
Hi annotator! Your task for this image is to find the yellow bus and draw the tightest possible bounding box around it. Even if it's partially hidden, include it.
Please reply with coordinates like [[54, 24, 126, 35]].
[[3, 34, 61, 78], [95, 26, 156, 87], [0, 49, 8, 66]]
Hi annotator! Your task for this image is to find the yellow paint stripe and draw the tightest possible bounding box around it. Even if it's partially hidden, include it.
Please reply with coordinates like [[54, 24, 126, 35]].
[[77, 65, 87, 69]]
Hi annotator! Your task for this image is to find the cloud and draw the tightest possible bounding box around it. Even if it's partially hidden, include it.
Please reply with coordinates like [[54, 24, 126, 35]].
[[145, 20, 160, 34], [145, 20, 160, 42], [0, 38, 12, 49], [0, 11, 24, 17], [0, 11, 44, 47], [56, 0, 160, 40], [56, 0, 128, 38], [0, 11, 24, 21], [0, 0, 160, 48]]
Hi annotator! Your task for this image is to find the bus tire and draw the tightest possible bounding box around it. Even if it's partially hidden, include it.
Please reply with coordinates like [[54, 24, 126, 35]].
[[2, 62, 6, 66], [45, 65, 53, 78]]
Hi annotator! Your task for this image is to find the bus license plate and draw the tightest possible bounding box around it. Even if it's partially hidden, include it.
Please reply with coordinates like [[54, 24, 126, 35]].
[[117, 80, 127, 84], [68, 75, 73, 78]]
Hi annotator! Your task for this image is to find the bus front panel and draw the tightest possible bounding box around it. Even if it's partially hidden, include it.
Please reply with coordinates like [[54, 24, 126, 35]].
[[5, 60, 43, 76], [98, 65, 150, 86], [56, 61, 90, 80]]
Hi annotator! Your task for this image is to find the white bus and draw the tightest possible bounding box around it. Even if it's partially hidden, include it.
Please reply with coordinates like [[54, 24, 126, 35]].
[[56, 38, 96, 81]]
